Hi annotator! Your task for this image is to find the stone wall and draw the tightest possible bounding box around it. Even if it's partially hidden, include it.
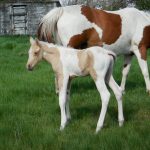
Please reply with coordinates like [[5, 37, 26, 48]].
[[0, 1, 60, 35]]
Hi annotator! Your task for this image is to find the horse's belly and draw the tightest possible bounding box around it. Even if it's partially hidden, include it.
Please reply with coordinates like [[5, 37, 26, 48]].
[[103, 37, 132, 55]]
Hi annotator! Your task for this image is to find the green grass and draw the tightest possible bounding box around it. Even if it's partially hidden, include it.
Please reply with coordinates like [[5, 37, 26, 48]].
[[0, 35, 150, 150]]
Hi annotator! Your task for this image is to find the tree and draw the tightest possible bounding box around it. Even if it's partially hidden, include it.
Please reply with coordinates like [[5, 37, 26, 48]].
[[59, 0, 150, 10]]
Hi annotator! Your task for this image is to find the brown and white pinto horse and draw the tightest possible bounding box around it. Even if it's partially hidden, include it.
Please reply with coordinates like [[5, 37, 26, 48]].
[[37, 5, 150, 94]]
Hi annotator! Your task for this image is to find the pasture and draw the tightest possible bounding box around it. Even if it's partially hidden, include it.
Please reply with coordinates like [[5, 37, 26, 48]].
[[0, 36, 150, 150]]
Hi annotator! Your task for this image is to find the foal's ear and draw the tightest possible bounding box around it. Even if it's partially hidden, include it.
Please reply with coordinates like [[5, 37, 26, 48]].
[[35, 38, 40, 45], [30, 37, 35, 45]]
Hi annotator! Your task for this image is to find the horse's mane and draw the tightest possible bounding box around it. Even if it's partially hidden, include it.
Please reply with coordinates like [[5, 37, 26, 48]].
[[37, 7, 64, 44]]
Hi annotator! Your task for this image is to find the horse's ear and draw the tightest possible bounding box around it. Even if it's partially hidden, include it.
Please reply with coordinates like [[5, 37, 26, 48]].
[[30, 37, 35, 45]]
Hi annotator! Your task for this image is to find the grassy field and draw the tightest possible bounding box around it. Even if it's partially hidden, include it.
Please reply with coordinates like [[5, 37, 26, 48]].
[[0, 36, 150, 150]]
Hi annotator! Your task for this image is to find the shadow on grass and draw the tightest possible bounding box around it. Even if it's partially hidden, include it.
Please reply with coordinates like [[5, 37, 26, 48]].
[[70, 78, 96, 94], [108, 104, 139, 122], [70, 78, 145, 96], [73, 104, 99, 120]]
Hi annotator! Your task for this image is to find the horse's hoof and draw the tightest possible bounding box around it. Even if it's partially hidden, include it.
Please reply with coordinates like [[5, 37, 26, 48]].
[[119, 120, 124, 127], [147, 90, 150, 95], [95, 126, 102, 134]]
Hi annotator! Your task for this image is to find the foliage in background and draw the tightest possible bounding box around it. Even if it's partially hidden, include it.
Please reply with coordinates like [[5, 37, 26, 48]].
[[59, 0, 150, 10], [135, 0, 150, 10]]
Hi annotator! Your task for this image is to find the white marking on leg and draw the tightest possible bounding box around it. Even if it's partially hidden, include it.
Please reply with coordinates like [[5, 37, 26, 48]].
[[95, 78, 110, 133]]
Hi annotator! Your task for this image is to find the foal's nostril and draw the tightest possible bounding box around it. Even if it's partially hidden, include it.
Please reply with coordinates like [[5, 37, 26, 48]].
[[27, 64, 33, 71]]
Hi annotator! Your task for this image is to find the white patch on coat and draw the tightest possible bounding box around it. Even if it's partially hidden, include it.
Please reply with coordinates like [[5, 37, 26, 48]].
[[92, 23, 103, 39], [58, 47, 82, 76], [57, 5, 92, 46]]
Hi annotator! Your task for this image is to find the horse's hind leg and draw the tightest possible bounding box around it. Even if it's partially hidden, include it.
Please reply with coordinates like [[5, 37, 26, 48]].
[[108, 75, 124, 126], [106, 60, 124, 126], [120, 54, 133, 93]]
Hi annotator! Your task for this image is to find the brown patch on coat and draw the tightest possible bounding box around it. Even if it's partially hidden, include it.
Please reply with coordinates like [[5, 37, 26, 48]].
[[68, 6, 121, 49], [77, 50, 97, 81], [81, 6, 122, 45], [139, 25, 150, 60], [68, 28, 103, 49]]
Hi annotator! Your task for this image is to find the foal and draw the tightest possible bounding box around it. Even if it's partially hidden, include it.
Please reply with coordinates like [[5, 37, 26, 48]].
[[26, 37, 124, 133]]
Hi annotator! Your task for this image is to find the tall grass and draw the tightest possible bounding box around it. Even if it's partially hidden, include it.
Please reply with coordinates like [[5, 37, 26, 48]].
[[0, 36, 150, 150]]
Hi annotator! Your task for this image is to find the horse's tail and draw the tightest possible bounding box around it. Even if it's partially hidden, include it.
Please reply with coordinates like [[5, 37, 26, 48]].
[[37, 7, 63, 44]]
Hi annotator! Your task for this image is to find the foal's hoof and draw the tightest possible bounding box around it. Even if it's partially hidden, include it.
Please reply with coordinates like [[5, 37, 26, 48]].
[[56, 91, 59, 96], [60, 126, 65, 131], [119, 120, 124, 127]]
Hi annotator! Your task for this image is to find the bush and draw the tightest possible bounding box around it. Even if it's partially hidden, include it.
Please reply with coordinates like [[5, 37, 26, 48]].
[[134, 0, 150, 10]]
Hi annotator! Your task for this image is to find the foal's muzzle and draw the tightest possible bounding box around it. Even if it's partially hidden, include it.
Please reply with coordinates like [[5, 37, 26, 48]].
[[27, 64, 33, 71]]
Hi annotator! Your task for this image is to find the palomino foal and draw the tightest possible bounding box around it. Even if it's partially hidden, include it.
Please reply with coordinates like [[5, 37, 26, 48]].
[[26, 37, 124, 133]]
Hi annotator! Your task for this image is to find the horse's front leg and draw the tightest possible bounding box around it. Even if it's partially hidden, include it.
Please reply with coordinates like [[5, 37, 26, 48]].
[[120, 54, 133, 93], [58, 75, 69, 130], [132, 45, 150, 94]]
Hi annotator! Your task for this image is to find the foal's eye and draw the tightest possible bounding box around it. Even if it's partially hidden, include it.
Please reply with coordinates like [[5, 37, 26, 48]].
[[34, 52, 38, 55]]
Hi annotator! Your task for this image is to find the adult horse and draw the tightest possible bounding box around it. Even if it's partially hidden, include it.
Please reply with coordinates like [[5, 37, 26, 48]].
[[37, 5, 150, 94]]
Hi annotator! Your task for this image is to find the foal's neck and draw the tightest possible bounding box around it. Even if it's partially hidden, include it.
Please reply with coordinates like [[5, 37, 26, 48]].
[[42, 52, 53, 64]]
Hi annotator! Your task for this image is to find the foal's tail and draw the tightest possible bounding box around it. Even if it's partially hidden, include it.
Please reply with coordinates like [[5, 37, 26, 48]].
[[105, 52, 116, 83], [37, 7, 63, 44]]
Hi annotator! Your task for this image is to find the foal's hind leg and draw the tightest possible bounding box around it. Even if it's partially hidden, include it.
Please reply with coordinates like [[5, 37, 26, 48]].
[[120, 54, 133, 93], [95, 78, 110, 133]]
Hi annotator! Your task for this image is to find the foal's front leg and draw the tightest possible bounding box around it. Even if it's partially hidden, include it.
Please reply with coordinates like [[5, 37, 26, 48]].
[[66, 78, 72, 121], [58, 75, 69, 130], [55, 75, 59, 95]]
